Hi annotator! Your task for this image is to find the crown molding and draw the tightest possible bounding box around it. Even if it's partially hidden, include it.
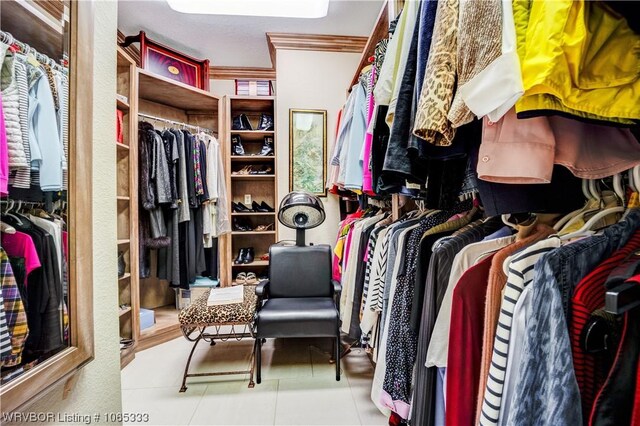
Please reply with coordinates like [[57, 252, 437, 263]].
[[210, 66, 276, 80], [266, 32, 367, 67], [117, 30, 141, 66]]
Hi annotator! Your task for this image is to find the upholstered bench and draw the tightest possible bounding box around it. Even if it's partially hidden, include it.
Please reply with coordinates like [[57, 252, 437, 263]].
[[178, 285, 257, 391]]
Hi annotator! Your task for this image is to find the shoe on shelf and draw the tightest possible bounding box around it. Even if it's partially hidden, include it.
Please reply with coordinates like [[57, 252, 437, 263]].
[[243, 247, 255, 264], [252, 201, 269, 212], [259, 253, 269, 261], [235, 272, 247, 285], [257, 113, 274, 131], [254, 223, 274, 232], [232, 114, 253, 131], [256, 136, 274, 156], [245, 272, 258, 285], [260, 201, 275, 212], [232, 202, 253, 213], [117, 250, 125, 277], [234, 248, 247, 264], [256, 165, 273, 175], [233, 165, 253, 175], [233, 218, 253, 232], [232, 135, 246, 156]]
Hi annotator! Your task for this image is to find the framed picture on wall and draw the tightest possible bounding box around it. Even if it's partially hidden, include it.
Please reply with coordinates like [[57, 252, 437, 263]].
[[289, 109, 327, 197]]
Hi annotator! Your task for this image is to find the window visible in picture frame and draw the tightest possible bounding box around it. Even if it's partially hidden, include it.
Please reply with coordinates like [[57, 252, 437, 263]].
[[289, 109, 327, 197]]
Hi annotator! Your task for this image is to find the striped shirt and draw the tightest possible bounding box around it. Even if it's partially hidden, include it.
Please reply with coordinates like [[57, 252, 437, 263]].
[[12, 55, 31, 189], [0, 292, 11, 359], [0, 248, 29, 367], [480, 238, 561, 425]]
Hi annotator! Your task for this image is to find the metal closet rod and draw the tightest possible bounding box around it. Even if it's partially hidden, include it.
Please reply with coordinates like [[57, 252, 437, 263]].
[[0, 30, 68, 74], [138, 112, 214, 134]]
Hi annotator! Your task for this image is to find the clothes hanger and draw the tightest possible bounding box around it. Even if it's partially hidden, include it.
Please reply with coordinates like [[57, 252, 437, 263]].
[[559, 205, 624, 241], [554, 180, 595, 231], [2, 200, 24, 225], [0, 221, 16, 234]]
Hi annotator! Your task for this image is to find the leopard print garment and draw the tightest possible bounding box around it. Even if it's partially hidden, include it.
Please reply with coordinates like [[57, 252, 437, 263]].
[[412, 0, 460, 146], [178, 285, 257, 326], [447, 0, 502, 127]]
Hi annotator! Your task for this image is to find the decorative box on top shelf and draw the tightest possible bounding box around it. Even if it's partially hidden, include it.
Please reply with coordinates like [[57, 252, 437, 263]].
[[120, 30, 210, 91], [235, 80, 273, 96]]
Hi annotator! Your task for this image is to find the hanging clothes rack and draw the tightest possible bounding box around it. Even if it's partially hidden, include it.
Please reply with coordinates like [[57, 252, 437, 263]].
[[138, 112, 214, 135], [0, 30, 68, 74]]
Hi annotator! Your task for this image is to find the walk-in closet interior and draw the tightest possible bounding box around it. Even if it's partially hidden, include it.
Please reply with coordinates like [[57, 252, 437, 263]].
[[1, 0, 639, 425]]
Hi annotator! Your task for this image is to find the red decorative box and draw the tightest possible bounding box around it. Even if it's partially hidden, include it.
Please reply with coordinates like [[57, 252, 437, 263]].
[[121, 31, 210, 91]]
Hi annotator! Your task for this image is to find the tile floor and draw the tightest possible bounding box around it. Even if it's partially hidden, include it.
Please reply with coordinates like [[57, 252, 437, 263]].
[[121, 336, 388, 425]]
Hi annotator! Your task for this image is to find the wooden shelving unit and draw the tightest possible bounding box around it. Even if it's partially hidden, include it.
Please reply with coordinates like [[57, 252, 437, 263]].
[[134, 63, 221, 350], [116, 47, 139, 369], [223, 96, 277, 286]]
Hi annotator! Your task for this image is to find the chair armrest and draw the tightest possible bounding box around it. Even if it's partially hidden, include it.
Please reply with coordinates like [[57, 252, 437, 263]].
[[331, 280, 342, 297], [256, 280, 270, 298]]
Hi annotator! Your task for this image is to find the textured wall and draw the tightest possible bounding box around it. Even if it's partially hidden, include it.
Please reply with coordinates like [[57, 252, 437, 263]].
[[275, 49, 360, 246], [9, 1, 122, 423]]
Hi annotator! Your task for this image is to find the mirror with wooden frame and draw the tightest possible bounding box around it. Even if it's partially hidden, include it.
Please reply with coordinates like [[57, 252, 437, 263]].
[[0, 0, 94, 412]]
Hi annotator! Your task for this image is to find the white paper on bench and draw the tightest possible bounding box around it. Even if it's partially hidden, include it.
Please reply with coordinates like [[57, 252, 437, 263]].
[[207, 285, 244, 306]]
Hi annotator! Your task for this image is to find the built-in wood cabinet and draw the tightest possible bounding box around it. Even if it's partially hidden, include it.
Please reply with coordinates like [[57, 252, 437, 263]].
[[131, 67, 221, 352], [223, 96, 277, 286], [0, 0, 96, 412], [116, 47, 139, 368]]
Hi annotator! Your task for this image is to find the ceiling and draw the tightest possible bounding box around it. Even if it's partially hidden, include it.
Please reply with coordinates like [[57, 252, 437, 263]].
[[117, 0, 385, 68]]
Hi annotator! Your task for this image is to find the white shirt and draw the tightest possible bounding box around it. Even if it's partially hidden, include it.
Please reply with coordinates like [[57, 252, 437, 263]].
[[456, 0, 523, 122]]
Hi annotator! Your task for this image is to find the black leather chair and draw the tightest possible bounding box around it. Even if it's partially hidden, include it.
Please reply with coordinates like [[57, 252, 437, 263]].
[[254, 244, 342, 383]]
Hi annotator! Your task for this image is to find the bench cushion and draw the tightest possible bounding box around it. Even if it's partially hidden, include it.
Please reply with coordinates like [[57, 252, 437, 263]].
[[179, 286, 257, 326]]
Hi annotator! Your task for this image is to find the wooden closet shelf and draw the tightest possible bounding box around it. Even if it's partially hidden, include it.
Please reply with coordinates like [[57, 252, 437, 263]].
[[116, 142, 130, 150], [233, 260, 269, 267], [119, 306, 132, 316], [231, 231, 276, 235], [231, 130, 274, 135], [231, 212, 276, 216], [117, 196, 130, 201], [117, 239, 130, 245], [117, 98, 130, 111], [229, 96, 276, 113], [138, 69, 219, 112], [118, 273, 131, 281], [231, 175, 275, 180], [231, 156, 275, 162], [138, 305, 182, 350]]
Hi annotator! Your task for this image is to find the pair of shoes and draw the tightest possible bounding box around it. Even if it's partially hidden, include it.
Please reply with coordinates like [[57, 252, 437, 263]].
[[235, 272, 258, 285], [233, 218, 253, 231], [234, 247, 255, 264], [252, 136, 274, 156], [232, 202, 252, 213], [232, 135, 245, 156], [232, 114, 252, 130], [253, 201, 275, 212], [254, 223, 274, 232], [232, 113, 274, 131], [231, 201, 275, 213], [232, 165, 273, 175]]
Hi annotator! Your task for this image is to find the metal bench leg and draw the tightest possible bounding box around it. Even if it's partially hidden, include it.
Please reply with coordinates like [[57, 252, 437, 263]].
[[179, 334, 203, 392], [248, 338, 257, 388], [335, 336, 341, 381], [256, 337, 262, 384]]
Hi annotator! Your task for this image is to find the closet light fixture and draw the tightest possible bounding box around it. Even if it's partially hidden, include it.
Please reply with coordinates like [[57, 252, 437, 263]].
[[166, 0, 330, 18]]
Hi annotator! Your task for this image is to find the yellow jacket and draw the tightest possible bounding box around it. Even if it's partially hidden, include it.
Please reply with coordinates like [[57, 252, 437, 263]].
[[514, 0, 640, 124]]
